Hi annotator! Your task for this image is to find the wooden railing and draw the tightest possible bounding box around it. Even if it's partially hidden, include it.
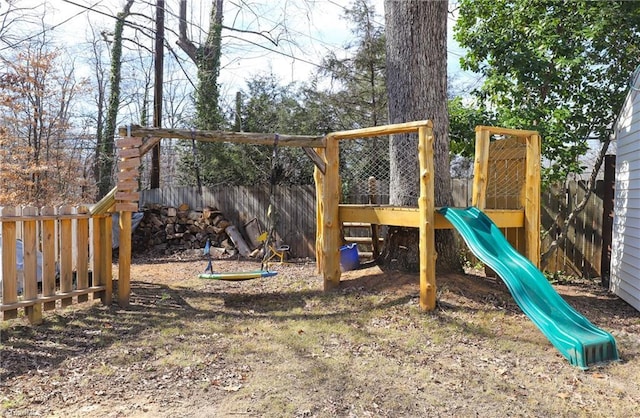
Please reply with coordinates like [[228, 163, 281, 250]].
[[1, 206, 112, 324]]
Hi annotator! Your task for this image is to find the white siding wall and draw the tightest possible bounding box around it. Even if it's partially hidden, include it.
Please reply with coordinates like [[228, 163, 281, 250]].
[[611, 71, 640, 312]]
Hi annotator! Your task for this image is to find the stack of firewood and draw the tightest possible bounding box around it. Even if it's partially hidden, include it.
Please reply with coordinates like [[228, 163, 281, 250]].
[[132, 204, 250, 255]]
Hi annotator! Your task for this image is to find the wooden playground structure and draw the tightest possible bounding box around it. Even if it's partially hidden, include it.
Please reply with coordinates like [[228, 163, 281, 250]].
[[1, 121, 540, 321]]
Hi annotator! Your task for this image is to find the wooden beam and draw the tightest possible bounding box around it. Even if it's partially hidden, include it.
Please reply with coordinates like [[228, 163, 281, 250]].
[[139, 136, 162, 156], [338, 205, 525, 229], [118, 126, 326, 149], [302, 147, 326, 174], [328, 120, 433, 140], [475, 125, 539, 137]]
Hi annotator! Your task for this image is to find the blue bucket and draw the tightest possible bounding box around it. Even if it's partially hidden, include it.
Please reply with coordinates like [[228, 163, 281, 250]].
[[340, 243, 360, 271]]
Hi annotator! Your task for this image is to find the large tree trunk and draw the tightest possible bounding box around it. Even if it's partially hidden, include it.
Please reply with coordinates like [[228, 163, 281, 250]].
[[383, 0, 460, 273]]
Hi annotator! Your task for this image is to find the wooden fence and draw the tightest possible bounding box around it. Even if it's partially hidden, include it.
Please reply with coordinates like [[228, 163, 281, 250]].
[[140, 180, 608, 279], [541, 181, 607, 278], [1, 206, 113, 324]]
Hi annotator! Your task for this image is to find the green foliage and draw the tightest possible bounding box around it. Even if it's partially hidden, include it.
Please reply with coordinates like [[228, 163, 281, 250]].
[[180, 72, 316, 187], [319, 0, 388, 129], [454, 0, 640, 183], [449, 97, 497, 157]]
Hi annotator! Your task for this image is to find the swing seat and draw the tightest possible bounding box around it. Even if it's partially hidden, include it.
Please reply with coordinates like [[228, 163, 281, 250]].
[[199, 270, 277, 281]]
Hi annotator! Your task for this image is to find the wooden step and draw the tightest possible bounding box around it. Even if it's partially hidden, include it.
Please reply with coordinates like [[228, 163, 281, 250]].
[[343, 222, 371, 228], [344, 236, 384, 244]]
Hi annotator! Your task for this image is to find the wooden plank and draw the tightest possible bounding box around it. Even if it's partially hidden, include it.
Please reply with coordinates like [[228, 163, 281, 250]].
[[22, 206, 42, 324], [0, 286, 106, 311], [115, 191, 140, 201], [76, 206, 89, 303], [115, 202, 139, 212], [116, 137, 143, 149], [118, 157, 141, 170], [338, 205, 525, 229], [1, 206, 18, 320], [116, 179, 139, 191], [118, 147, 141, 159], [92, 216, 103, 296], [103, 215, 113, 305], [59, 205, 73, 307], [41, 206, 57, 311], [118, 125, 326, 149]]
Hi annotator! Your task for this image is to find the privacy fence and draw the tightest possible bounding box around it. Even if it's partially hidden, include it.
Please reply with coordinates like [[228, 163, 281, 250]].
[[139, 179, 607, 279]]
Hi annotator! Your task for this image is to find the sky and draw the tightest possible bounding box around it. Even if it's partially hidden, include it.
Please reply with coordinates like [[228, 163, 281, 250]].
[[8, 0, 477, 103]]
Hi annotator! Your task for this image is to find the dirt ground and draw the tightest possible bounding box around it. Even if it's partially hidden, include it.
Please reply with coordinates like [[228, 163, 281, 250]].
[[1, 252, 639, 417]]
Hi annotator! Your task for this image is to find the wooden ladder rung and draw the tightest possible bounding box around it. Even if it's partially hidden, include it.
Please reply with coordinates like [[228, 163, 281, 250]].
[[344, 236, 384, 244], [343, 222, 370, 228]]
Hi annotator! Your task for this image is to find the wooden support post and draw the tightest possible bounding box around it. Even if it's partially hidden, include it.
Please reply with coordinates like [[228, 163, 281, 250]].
[[115, 135, 141, 307], [314, 148, 325, 274], [1, 207, 18, 320], [322, 136, 341, 290], [472, 128, 491, 209], [418, 126, 437, 311], [118, 211, 131, 307], [22, 206, 42, 324], [525, 134, 541, 268]]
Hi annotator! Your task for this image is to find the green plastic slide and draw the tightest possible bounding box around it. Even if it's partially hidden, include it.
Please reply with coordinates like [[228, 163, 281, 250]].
[[439, 206, 619, 369]]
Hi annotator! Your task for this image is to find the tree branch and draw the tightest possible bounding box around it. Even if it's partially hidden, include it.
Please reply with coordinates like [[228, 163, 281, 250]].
[[541, 134, 612, 268]]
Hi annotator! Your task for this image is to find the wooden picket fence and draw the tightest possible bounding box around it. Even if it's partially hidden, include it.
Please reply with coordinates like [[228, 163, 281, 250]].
[[0, 206, 113, 324]]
